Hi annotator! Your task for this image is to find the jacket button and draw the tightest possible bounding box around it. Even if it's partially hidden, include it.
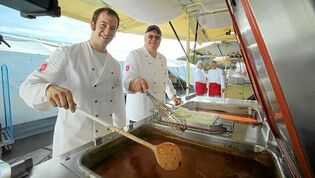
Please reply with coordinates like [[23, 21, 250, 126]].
[[110, 100, 113, 102], [94, 84, 97, 87], [95, 114, 99, 117], [92, 68, 95, 71], [111, 72, 114, 74], [94, 100, 98, 103], [95, 130, 98, 133], [112, 86, 114, 89], [110, 114, 112, 117]]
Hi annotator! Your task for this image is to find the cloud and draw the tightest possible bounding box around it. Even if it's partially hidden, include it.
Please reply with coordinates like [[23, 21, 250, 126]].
[[0, 5, 190, 60]]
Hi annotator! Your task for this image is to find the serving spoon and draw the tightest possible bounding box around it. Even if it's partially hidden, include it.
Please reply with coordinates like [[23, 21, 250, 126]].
[[76, 107, 182, 171]]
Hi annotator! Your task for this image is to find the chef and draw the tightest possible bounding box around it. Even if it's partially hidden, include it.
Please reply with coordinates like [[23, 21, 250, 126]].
[[194, 61, 207, 95], [123, 25, 181, 124], [207, 61, 225, 97], [19, 7, 126, 157]]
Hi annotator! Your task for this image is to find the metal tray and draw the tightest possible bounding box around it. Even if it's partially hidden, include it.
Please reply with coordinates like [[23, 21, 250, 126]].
[[65, 121, 286, 178]]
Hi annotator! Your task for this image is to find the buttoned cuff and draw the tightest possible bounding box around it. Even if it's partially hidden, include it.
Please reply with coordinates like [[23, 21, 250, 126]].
[[33, 83, 53, 111]]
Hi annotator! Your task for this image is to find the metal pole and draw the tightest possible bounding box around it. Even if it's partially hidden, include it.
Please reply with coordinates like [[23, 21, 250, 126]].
[[186, 16, 191, 96]]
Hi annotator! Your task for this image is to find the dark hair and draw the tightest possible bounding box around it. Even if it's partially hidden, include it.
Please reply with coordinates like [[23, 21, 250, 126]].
[[92, 7, 120, 29]]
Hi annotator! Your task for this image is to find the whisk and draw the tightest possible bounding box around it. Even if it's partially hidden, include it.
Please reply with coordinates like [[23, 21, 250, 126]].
[[145, 91, 187, 132]]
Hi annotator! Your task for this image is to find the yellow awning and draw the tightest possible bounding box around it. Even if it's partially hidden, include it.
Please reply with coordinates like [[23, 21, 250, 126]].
[[58, 0, 236, 43]]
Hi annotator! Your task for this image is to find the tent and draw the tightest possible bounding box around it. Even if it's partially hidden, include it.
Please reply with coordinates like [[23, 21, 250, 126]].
[[0, 35, 61, 125], [58, 0, 236, 43], [194, 41, 240, 57]]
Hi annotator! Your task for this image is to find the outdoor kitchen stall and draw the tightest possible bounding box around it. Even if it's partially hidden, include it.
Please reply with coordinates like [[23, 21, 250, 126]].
[[1, 0, 313, 177]]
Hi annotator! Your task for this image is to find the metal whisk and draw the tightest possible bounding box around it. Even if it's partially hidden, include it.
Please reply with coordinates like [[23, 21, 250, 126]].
[[145, 91, 187, 132]]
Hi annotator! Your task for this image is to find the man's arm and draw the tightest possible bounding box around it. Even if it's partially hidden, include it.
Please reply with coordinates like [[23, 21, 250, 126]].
[[113, 66, 126, 128], [165, 74, 181, 105], [220, 69, 225, 93], [123, 51, 148, 93], [19, 48, 71, 111]]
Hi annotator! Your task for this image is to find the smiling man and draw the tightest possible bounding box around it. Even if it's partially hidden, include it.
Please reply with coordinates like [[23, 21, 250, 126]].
[[19, 7, 126, 157], [123, 25, 181, 124]]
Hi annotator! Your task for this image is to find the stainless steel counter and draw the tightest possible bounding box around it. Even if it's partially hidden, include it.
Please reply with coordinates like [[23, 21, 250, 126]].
[[28, 98, 288, 178]]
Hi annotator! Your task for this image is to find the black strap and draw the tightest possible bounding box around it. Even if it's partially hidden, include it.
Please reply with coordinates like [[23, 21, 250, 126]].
[[192, 21, 199, 63], [217, 44, 223, 56], [168, 21, 190, 62]]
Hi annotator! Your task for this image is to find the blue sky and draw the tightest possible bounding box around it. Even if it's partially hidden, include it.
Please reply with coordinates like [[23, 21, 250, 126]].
[[0, 5, 190, 60], [0, 5, 90, 43]]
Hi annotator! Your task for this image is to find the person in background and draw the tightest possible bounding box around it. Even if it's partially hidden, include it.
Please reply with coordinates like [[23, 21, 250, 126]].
[[19, 7, 126, 157], [194, 61, 207, 95], [207, 61, 225, 97], [123, 25, 181, 124]]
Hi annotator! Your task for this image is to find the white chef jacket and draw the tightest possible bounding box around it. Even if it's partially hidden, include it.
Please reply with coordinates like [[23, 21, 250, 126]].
[[123, 47, 176, 122], [207, 68, 225, 89], [19, 41, 126, 157], [194, 69, 207, 84]]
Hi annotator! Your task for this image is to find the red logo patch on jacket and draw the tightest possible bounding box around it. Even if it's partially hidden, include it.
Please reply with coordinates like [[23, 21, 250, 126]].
[[38, 62, 48, 72], [125, 65, 130, 71]]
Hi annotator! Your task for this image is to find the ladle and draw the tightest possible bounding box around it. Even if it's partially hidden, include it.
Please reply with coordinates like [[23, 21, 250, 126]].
[[76, 107, 182, 171]]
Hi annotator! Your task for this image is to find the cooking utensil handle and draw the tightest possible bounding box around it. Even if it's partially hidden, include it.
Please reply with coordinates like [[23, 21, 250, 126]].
[[76, 107, 156, 151]]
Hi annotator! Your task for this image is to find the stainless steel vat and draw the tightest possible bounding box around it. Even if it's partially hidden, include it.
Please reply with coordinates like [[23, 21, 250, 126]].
[[56, 98, 287, 178], [79, 125, 281, 177], [27, 98, 288, 178]]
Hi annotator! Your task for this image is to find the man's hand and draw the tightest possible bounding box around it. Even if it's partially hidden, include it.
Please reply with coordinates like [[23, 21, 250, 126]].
[[172, 95, 182, 106], [129, 78, 149, 92], [46, 85, 76, 112]]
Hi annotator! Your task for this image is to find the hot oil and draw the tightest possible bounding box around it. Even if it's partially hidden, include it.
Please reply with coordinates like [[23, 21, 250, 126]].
[[92, 136, 275, 178]]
